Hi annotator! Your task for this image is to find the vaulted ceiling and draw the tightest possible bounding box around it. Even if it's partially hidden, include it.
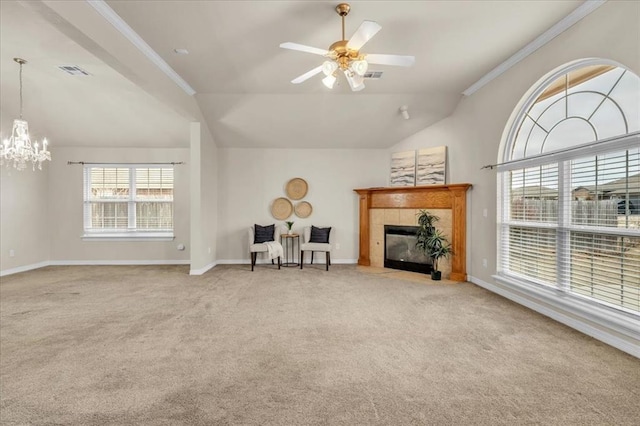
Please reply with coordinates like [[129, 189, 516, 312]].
[[0, 0, 584, 149]]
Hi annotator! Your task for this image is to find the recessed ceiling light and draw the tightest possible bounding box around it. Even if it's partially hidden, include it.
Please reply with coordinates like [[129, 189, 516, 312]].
[[173, 48, 189, 55]]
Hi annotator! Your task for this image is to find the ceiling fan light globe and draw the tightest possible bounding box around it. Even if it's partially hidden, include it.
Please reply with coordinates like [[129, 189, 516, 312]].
[[351, 60, 368, 76], [344, 70, 365, 91], [322, 60, 338, 76], [322, 74, 337, 89], [351, 72, 365, 87]]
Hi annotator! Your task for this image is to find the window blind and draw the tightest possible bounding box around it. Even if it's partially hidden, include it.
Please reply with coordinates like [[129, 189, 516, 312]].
[[565, 148, 640, 311], [509, 165, 558, 223], [499, 63, 640, 316], [502, 225, 558, 285], [83, 165, 174, 235], [501, 147, 640, 313], [570, 232, 640, 311]]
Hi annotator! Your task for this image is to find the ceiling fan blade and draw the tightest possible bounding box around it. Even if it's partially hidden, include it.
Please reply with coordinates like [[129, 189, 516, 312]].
[[344, 70, 365, 92], [346, 20, 382, 51], [291, 65, 324, 84], [366, 54, 415, 67], [280, 42, 328, 56]]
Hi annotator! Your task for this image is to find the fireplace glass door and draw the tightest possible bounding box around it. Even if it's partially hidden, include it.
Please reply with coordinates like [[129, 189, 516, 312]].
[[384, 225, 432, 274]]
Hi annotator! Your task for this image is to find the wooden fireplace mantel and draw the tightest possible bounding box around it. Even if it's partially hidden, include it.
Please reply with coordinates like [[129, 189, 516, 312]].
[[354, 184, 472, 281]]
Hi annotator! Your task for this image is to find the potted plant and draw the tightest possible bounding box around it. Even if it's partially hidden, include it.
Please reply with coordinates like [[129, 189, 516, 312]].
[[415, 210, 452, 280], [424, 229, 452, 280], [285, 221, 294, 235], [416, 210, 438, 237]]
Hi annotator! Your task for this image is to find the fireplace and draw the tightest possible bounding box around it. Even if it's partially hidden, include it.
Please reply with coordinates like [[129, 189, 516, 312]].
[[354, 184, 471, 281], [384, 225, 432, 274]]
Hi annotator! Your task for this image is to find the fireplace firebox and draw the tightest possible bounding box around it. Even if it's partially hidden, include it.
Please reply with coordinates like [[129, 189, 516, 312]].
[[384, 225, 432, 274]]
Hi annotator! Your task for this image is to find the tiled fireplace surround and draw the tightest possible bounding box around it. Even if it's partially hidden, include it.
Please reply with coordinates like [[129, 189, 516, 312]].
[[354, 184, 472, 281], [370, 208, 452, 274]]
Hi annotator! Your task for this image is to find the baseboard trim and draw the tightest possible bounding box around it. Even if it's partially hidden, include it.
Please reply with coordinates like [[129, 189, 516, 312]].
[[50, 260, 190, 266], [1, 260, 190, 277], [468, 275, 640, 358], [216, 259, 358, 265], [332, 259, 358, 264], [189, 261, 217, 275], [0, 261, 51, 277]]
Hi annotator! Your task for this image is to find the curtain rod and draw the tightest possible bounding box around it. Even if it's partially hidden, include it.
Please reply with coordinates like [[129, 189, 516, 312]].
[[67, 161, 184, 165], [480, 141, 596, 170], [480, 142, 605, 170], [480, 131, 640, 170]]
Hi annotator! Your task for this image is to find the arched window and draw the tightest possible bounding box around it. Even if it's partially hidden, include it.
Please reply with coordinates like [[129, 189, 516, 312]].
[[498, 60, 640, 315]]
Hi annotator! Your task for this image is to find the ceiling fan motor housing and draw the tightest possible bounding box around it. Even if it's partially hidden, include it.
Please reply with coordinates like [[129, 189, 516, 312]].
[[328, 40, 362, 70], [336, 3, 351, 16]]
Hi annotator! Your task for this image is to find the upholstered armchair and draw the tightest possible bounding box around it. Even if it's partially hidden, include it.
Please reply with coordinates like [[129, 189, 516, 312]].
[[300, 226, 332, 271], [248, 225, 283, 271]]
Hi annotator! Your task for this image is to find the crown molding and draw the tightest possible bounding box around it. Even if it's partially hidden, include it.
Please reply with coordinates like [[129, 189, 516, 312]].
[[85, 0, 196, 96], [462, 0, 607, 97]]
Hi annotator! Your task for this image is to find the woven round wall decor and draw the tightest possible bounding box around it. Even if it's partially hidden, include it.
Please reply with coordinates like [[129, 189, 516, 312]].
[[285, 178, 308, 200], [294, 201, 313, 218], [271, 197, 293, 220]]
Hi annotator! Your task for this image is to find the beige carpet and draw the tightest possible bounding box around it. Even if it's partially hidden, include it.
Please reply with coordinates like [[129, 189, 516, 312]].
[[1, 264, 638, 425]]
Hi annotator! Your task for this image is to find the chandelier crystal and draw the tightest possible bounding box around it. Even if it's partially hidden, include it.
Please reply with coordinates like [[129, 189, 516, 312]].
[[1, 58, 51, 171]]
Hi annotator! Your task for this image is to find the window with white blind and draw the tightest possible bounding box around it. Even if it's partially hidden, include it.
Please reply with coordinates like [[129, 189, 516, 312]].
[[499, 61, 640, 315], [83, 165, 174, 239]]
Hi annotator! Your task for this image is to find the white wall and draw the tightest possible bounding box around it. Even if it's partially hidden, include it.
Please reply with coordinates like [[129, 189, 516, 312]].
[[390, 0, 640, 284], [0, 164, 50, 273], [217, 148, 388, 262], [200, 127, 218, 263], [48, 146, 190, 263], [189, 122, 218, 274], [190, 123, 203, 270]]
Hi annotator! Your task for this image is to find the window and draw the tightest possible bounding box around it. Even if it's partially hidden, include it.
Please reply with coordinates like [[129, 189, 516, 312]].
[[83, 165, 174, 239], [499, 61, 640, 315]]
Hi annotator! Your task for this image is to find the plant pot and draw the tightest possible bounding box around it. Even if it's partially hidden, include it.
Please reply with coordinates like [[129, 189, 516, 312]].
[[431, 270, 442, 281], [287, 230, 293, 235]]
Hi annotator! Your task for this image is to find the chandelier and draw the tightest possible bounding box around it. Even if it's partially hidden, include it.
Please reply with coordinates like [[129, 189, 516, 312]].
[[1, 58, 51, 171]]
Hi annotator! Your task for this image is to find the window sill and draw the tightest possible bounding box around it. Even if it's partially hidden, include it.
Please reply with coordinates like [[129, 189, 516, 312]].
[[493, 273, 640, 334], [474, 273, 640, 357], [82, 233, 174, 242]]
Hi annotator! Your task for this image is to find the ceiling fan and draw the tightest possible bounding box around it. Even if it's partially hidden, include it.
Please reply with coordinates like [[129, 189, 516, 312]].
[[280, 3, 415, 91]]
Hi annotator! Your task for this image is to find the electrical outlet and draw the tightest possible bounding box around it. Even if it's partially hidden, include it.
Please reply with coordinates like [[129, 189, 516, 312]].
[[335, 243, 341, 250], [9, 249, 15, 257], [482, 258, 488, 268], [208, 247, 212, 254], [483, 208, 488, 218]]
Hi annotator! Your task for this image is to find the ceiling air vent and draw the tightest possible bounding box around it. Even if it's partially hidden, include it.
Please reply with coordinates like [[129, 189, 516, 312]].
[[363, 71, 383, 79], [58, 65, 90, 76]]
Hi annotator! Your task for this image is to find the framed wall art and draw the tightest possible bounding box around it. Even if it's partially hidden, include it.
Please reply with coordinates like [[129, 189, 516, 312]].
[[416, 146, 446, 185], [389, 150, 416, 187]]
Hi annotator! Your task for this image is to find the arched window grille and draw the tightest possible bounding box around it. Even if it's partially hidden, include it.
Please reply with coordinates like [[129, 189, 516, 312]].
[[498, 60, 640, 315]]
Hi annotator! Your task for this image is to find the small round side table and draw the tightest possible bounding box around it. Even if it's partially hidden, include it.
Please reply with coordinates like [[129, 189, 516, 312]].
[[280, 233, 300, 267]]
